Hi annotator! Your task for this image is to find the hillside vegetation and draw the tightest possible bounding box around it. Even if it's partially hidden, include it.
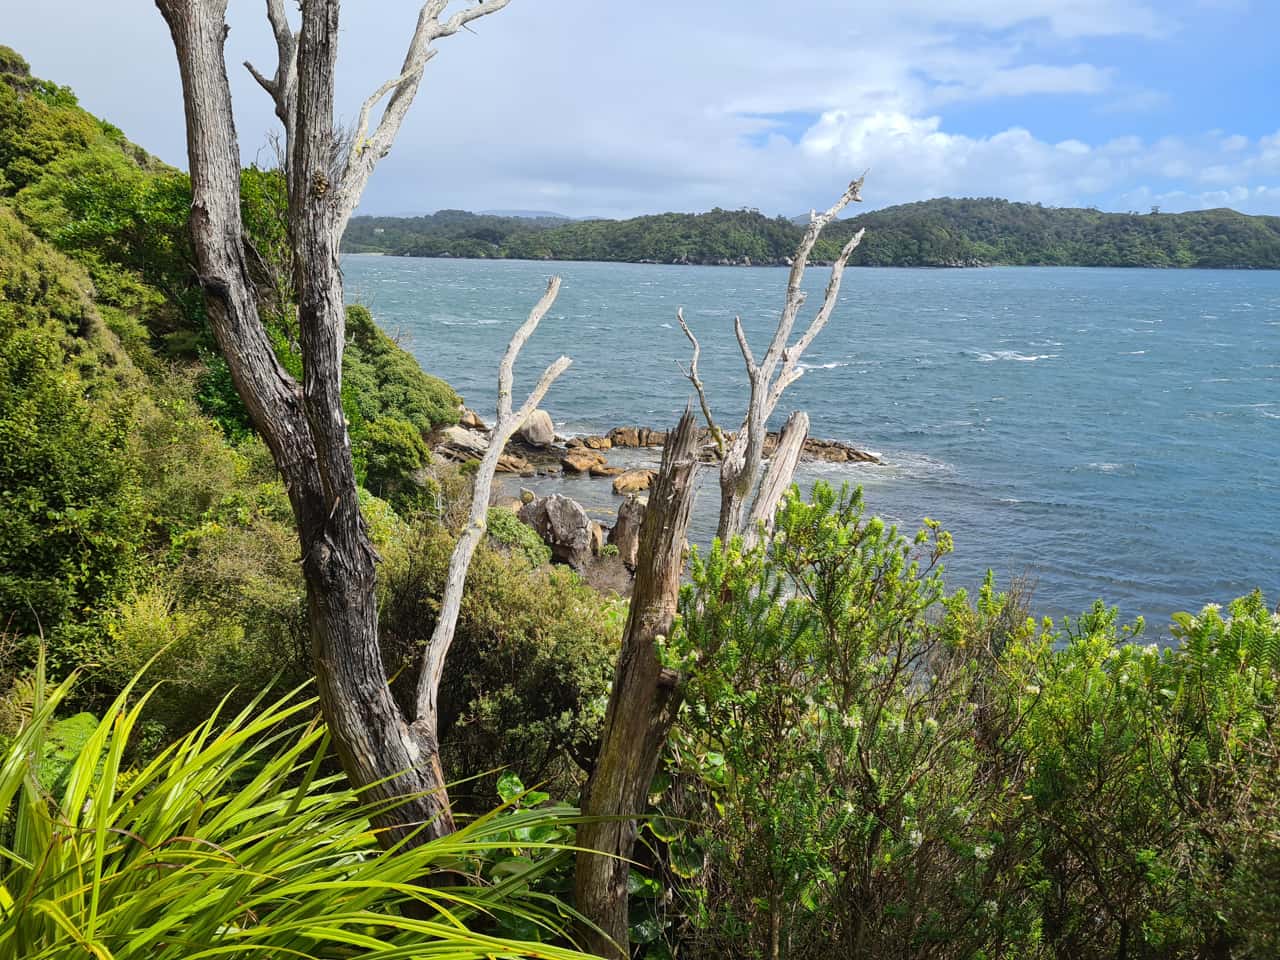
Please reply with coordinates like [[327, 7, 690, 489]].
[[344, 198, 1280, 269]]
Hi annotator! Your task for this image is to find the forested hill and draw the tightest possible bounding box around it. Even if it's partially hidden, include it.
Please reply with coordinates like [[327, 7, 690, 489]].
[[343, 199, 1280, 269]]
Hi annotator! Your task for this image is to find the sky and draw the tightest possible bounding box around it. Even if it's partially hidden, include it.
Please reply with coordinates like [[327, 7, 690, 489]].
[[4, 0, 1279, 218]]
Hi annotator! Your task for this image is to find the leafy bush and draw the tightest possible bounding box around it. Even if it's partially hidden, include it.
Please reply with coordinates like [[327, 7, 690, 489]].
[[379, 521, 617, 807], [486, 507, 552, 566], [343, 304, 459, 432]]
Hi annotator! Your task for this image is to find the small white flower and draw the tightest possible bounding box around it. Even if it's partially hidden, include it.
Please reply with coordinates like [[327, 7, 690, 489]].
[[1024, 683, 1040, 695], [908, 829, 923, 848], [973, 844, 993, 862]]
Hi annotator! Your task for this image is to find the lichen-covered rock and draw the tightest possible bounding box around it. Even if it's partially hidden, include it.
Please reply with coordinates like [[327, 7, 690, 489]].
[[562, 448, 607, 474]]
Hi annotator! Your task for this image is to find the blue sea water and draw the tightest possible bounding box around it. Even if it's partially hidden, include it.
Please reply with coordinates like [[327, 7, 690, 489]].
[[343, 255, 1280, 631]]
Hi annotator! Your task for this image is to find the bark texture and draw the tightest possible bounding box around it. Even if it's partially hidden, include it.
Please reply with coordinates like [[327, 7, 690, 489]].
[[575, 411, 701, 958], [157, 0, 517, 849]]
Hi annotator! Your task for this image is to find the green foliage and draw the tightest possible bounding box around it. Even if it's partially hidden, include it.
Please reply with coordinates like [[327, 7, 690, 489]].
[[662, 485, 1280, 960], [0, 659, 596, 960], [0, 210, 143, 643], [356, 416, 433, 509], [486, 507, 552, 567], [379, 521, 617, 807], [343, 303, 460, 432], [344, 199, 1280, 269]]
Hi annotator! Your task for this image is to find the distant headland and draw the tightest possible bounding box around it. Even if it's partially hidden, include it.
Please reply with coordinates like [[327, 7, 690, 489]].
[[343, 199, 1280, 269]]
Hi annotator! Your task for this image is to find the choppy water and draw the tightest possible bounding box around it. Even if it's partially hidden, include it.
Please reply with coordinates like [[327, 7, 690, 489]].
[[344, 255, 1280, 630]]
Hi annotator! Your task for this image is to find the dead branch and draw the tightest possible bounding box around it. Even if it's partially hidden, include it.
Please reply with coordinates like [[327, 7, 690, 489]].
[[673, 174, 867, 543], [742, 410, 809, 550], [337, 0, 513, 226], [414, 276, 569, 722], [675, 307, 725, 456]]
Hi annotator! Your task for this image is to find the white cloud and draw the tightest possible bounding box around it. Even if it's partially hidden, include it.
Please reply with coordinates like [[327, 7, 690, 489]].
[[2, 0, 1275, 217]]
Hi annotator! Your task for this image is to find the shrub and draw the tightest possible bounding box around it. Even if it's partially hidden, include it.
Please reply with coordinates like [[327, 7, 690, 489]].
[[379, 521, 617, 807], [486, 507, 552, 567]]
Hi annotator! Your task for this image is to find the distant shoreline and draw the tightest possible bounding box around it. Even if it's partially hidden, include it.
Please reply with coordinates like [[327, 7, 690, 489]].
[[342, 251, 1279, 271]]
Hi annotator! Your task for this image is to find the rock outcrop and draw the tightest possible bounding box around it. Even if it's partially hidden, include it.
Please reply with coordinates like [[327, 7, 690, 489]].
[[608, 495, 646, 569], [517, 494, 594, 570], [520, 409, 555, 447], [612, 468, 656, 495], [562, 448, 608, 474]]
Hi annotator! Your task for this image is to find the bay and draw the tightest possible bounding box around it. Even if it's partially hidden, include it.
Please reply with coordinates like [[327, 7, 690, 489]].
[[344, 254, 1280, 631]]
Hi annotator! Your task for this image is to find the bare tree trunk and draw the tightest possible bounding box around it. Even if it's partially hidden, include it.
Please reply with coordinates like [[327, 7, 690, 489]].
[[575, 411, 701, 959], [157, 0, 519, 849]]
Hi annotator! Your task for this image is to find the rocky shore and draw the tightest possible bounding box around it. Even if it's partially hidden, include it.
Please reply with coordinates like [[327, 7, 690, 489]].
[[431, 406, 882, 593], [431, 408, 881, 482]]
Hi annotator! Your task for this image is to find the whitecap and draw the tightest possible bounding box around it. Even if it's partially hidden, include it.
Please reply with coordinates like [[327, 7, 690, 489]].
[[974, 350, 1059, 362], [798, 360, 851, 371]]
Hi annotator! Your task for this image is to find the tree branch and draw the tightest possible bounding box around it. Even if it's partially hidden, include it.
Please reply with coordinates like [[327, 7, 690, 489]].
[[742, 410, 808, 550], [675, 307, 725, 457], [336, 0, 513, 228], [244, 0, 298, 135], [767, 226, 866, 414], [414, 276, 569, 723]]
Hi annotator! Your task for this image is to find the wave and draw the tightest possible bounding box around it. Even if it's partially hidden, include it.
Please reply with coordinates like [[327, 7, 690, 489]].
[[798, 360, 851, 371], [973, 350, 1059, 363]]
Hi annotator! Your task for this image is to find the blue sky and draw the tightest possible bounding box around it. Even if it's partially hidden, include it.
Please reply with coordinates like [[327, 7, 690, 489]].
[[4, 0, 1279, 217]]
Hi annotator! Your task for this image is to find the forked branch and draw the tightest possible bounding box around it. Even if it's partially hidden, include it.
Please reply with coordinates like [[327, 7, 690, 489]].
[[674, 174, 869, 543], [675, 307, 725, 456], [337, 0, 513, 226], [414, 276, 569, 722]]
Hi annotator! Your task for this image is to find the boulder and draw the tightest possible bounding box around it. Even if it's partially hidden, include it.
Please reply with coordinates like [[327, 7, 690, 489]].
[[609, 426, 640, 447], [520, 409, 555, 447], [562, 449, 607, 474], [495, 452, 532, 474], [435, 424, 488, 460], [608, 495, 647, 569], [590, 521, 607, 557], [589, 463, 624, 478], [518, 494, 594, 570], [612, 468, 656, 495], [459, 407, 487, 430], [583, 435, 613, 450], [519, 488, 537, 504]]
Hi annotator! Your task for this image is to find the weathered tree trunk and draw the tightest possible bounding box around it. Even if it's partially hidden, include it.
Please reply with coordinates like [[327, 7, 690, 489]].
[[575, 411, 701, 958], [157, 0, 518, 849]]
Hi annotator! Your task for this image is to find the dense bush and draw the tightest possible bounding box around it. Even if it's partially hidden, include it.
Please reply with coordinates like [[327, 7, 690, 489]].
[[379, 520, 619, 808], [657, 484, 1280, 960]]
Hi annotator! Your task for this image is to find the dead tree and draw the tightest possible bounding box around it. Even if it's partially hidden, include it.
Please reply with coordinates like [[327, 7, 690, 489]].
[[575, 410, 702, 959], [677, 175, 867, 544], [153, 0, 562, 847]]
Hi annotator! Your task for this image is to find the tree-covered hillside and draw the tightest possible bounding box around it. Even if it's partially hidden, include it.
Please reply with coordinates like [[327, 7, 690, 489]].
[[345, 197, 1280, 269]]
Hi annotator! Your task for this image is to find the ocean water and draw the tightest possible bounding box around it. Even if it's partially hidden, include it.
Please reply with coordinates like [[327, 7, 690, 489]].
[[343, 254, 1280, 631]]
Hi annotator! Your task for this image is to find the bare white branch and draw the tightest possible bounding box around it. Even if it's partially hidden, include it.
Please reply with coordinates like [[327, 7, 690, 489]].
[[767, 225, 866, 414], [675, 308, 725, 456], [336, 0, 513, 228], [244, 0, 298, 134], [415, 276, 569, 721], [682, 174, 868, 543]]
